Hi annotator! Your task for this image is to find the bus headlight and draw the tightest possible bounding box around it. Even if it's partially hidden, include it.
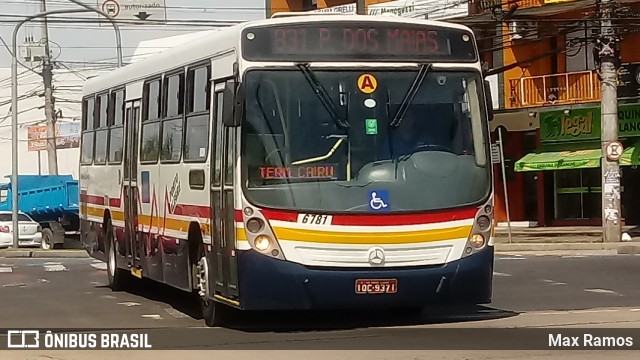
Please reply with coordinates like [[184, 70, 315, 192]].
[[254, 235, 272, 251], [469, 233, 485, 248]]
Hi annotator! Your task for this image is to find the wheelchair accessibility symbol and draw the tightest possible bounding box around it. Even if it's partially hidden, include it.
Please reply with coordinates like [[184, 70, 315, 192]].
[[369, 190, 390, 211]]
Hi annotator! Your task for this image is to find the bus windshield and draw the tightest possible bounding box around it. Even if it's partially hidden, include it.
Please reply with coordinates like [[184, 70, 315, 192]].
[[241, 68, 491, 213]]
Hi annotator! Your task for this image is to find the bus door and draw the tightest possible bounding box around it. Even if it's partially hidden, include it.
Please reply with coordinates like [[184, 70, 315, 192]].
[[210, 81, 239, 300], [123, 100, 142, 273]]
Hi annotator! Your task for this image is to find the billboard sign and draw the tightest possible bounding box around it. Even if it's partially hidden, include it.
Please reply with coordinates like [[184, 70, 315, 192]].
[[27, 123, 81, 152]]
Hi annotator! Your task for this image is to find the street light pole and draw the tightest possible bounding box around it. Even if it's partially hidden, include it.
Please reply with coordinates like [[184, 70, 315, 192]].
[[64, 0, 123, 67], [10, 7, 121, 248]]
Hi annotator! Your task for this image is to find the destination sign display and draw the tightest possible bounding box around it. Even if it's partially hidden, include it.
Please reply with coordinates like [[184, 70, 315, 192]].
[[241, 22, 477, 62]]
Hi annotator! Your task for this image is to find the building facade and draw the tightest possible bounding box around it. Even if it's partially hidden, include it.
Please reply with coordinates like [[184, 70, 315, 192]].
[[458, 0, 640, 226]]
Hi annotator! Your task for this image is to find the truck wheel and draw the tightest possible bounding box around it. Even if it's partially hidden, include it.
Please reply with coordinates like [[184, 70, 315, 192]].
[[106, 222, 128, 291], [41, 229, 53, 250]]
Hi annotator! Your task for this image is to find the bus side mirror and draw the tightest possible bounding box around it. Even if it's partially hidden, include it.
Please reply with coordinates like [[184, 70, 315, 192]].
[[484, 80, 494, 122], [222, 81, 244, 127]]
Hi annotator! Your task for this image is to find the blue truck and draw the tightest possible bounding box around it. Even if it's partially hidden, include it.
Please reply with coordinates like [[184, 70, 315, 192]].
[[0, 175, 79, 249]]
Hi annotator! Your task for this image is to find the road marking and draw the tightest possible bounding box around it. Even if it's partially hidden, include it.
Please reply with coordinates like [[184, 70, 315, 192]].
[[561, 255, 586, 258], [90, 263, 107, 271], [164, 308, 189, 318], [142, 314, 162, 320], [44, 264, 67, 272], [570, 309, 620, 314], [2, 282, 26, 287], [118, 302, 141, 307], [542, 279, 566, 286], [38, 279, 49, 283], [584, 288, 623, 296], [493, 272, 511, 277], [630, 309, 640, 312], [496, 257, 527, 260], [101, 295, 117, 299], [0, 267, 13, 273]]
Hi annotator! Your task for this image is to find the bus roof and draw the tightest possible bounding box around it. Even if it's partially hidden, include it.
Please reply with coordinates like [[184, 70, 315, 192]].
[[82, 15, 473, 96]]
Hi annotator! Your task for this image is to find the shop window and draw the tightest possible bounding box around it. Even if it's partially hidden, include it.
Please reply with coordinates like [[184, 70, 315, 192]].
[[554, 168, 601, 220]]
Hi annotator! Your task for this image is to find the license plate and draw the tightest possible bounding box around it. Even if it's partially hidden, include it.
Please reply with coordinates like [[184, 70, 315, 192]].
[[355, 279, 397, 294]]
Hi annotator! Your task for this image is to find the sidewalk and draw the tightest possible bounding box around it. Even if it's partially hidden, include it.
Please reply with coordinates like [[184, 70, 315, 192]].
[[1, 227, 640, 257], [493, 226, 640, 254]]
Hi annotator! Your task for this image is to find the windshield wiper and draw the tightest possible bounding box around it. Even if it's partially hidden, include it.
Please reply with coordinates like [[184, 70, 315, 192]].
[[390, 63, 432, 128], [296, 63, 349, 129]]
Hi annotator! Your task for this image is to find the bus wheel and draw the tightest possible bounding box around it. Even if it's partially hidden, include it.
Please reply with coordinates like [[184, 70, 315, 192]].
[[195, 249, 225, 327], [106, 222, 128, 291]]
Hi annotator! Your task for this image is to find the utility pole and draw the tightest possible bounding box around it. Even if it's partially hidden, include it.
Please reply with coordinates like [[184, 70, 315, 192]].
[[40, 0, 58, 175], [597, 0, 621, 242], [356, 0, 366, 15]]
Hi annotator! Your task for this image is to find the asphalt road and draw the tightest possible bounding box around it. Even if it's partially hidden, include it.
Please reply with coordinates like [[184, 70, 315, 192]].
[[2, 252, 640, 358]]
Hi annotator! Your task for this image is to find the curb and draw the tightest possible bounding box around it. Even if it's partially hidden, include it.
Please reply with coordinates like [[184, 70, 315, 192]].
[[495, 242, 640, 254], [0, 250, 89, 258]]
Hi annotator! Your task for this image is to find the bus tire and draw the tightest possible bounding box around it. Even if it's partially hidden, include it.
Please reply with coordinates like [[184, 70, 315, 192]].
[[106, 221, 128, 291], [195, 244, 226, 327]]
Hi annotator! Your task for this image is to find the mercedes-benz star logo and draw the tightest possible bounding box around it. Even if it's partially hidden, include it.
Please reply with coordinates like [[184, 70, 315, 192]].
[[367, 247, 385, 266]]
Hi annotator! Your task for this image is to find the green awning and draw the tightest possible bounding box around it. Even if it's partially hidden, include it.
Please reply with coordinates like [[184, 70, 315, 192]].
[[515, 140, 640, 172], [621, 142, 640, 165], [515, 148, 601, 172]]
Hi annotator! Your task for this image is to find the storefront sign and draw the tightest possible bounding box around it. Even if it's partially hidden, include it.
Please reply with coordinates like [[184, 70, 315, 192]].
[[540, 103, 640, 142], [617, 62, 640, 98], [312, 0, 468, 20]]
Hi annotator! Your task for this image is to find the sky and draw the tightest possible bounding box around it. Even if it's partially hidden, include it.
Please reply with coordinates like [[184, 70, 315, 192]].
[[0, 0, 266, 68]]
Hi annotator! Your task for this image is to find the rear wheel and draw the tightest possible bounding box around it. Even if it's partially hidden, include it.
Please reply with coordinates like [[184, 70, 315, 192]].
[[106, 221, 128, 291]]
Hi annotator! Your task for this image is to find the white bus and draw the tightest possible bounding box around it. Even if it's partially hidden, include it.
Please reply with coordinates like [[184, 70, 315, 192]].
[[80, 13, 495, 327]]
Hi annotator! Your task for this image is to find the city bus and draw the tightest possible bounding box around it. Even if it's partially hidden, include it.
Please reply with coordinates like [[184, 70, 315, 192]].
[[79, 13, 495, 326]]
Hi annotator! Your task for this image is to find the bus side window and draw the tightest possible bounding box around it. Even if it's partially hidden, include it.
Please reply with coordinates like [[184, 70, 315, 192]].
[[184, 65, 210, 162], [160, 72, 185, 163], [94, 92, 109, 165], [140, 79, 161, 163], [108, 89, 125, 164], [81, 96, 95, 165]]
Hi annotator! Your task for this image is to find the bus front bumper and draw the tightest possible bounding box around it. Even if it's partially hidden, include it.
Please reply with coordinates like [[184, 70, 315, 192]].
[[236, 247, 493, 311]]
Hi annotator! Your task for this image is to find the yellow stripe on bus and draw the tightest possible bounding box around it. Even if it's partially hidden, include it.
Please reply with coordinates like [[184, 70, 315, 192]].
[[237, 225, 472, 245], [83, 206, 210, 235]]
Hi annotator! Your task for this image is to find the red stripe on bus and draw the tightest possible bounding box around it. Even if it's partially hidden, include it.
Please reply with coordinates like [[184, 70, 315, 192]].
[[109, 198, 122, 208], [173, 204, 211, 218], [255, 207, 478, 226], [80, 194, 105, 206]]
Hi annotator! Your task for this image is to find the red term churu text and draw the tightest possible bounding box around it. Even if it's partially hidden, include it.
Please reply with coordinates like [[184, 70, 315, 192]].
[[259, 165, 336, 179]]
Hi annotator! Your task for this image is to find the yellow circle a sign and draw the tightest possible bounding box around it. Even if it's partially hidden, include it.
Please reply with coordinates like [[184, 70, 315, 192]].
[[357, 74, 378, 94]]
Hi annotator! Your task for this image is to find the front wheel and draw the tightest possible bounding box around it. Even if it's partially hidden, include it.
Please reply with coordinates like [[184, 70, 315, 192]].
[[195, 250, 227, 327]]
